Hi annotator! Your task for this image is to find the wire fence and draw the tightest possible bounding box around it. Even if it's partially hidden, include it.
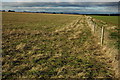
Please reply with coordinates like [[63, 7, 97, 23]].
[[85, 15, 119, 78], [85, 16, 109, 46]]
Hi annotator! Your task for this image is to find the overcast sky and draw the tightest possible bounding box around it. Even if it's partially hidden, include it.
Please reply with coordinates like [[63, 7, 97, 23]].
[[2, 0, 120, 2]]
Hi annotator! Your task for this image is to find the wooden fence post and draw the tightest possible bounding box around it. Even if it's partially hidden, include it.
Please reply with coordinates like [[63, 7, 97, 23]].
[[93, 22, 95, 33], [101, 26, 104, 46], [92, 19, 95, 33]]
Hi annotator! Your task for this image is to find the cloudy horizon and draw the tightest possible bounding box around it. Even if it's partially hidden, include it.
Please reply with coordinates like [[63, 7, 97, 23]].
[[2, 2, 119, 14]]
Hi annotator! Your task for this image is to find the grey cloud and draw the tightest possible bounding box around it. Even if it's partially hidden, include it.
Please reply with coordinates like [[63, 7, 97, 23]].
[[2, 2, 118, 14], [2, 2, 118, 7]]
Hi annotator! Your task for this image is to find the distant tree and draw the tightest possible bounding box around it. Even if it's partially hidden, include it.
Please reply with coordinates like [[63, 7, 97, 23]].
[[53, 12, 56, 14], [60, 12, 63, 14], [8, 10, 15, 12], [2, 10, 5, 12]]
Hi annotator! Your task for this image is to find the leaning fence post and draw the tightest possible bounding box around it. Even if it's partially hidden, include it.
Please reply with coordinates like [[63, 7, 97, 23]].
[[101, 25, 104, 46]]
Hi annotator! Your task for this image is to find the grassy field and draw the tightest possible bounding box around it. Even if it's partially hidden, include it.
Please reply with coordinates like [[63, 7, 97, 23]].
[[91, 16, 118, 26], [2, 12, 114, 79]]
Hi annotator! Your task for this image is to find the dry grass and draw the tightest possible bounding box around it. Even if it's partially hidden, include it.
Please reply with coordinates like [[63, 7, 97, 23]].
[[2, 12, 114, 79]]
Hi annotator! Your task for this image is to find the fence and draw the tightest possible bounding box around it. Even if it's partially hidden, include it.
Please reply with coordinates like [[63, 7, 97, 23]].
[[85, 16, 108, 46], [85, 16, 119, 78]]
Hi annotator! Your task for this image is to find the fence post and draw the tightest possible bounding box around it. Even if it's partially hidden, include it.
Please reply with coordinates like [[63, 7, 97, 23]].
[[101, 25, 104, 46], [92, 19, 95, 33], [93, 22, 95, 33]]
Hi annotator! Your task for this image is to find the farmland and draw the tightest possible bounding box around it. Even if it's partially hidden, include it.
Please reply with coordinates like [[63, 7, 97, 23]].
[[91, 16, 118, 26], [2, 12, 116, 79]]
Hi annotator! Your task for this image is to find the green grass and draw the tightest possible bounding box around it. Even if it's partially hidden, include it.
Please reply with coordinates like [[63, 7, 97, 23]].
[[2, 12, 114, 79], [91, 16, 118, 26]]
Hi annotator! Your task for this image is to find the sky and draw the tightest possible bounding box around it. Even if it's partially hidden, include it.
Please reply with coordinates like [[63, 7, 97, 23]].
[[2, 2, 118, 14], [2, 0, 120, 2], [2, 0, 119, 14]]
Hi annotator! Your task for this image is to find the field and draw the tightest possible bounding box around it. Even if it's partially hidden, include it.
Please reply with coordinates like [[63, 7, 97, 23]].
[[91, 16, 118, 26], [2, 12, 117, 79]]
